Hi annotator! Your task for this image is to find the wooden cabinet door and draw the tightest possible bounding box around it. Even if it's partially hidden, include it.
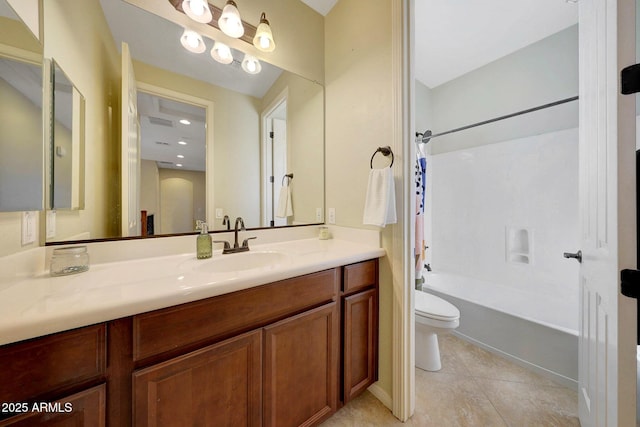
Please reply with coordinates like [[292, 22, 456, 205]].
[[0, 384, 106, 427], [343, 288, 378, 403], [133, 330, 262, 427], [263, 302, 338, 427]]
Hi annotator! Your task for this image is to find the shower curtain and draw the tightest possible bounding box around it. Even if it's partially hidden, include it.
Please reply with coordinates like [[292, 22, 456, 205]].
[[415, 147, 426, 289]]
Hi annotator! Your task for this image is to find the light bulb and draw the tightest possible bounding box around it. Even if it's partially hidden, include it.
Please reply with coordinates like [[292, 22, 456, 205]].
[[252, 13, 275, 52], [182, 0, 213, 23], [180, 29, 205, 54], [218, 0, 244, 38], [210, 41, 233, 64], [241, 54, 261, 74]]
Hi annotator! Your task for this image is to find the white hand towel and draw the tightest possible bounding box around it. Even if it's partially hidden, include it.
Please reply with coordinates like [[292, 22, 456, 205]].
[[363, 167, 396, 227], [276, 184, 293, 218]]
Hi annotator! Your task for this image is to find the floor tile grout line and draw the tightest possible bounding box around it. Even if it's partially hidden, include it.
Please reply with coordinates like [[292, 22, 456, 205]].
[[468, 373, 511, 427]]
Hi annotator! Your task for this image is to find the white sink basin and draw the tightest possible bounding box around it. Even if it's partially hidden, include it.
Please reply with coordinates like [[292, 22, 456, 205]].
[[195, 251, 290, 274]]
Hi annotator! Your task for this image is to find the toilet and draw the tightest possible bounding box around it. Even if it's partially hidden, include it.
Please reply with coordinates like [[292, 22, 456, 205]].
[[415, 290, 460, 371]]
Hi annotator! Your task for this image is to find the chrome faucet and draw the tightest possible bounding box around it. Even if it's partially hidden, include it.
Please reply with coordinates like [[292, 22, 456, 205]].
[[222, 215, 231, 231], [233, 217, 245, 248], [215, 216, 255, 254]]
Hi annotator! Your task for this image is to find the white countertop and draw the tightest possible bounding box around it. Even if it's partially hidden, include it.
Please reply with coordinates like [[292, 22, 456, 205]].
[[0, 238, 385, 346]]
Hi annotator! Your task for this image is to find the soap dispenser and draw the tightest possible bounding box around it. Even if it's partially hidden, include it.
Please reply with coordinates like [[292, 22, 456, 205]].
[[197, 222, 212, 259]]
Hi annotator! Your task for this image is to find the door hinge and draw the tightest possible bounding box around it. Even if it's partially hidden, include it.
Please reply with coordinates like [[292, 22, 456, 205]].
[[269, 131, 274, 139], [269, 176, 274, 183], [621, 269, 640, 299], [621, 64, 640, 95]]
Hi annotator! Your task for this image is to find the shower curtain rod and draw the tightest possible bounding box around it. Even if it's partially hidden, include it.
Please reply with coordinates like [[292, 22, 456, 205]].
[[416, 95, 579, 144]]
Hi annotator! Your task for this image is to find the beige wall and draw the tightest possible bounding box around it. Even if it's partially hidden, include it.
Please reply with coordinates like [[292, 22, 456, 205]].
[[325, 0, 397, 400], [158, 168, 205, 234], [134, 61, 261, 231], [262, 72, 324, 225], [44, 0, 121, 241]]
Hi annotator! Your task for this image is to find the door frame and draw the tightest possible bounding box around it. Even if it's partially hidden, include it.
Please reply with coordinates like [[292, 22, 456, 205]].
[[136, 82, 215, 230], [260, 87, 288, 227]]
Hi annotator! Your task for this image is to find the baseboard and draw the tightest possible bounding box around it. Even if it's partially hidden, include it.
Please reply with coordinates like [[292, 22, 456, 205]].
[[367, 382, 392, 410], [453, 330, 579, 391]]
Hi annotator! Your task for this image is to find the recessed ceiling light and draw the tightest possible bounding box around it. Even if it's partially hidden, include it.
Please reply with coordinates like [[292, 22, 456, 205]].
[[178, 141, 188, 145], [177, 154, 185, 159], [176, 163, 183, 167], [180, 119, 191, 125]]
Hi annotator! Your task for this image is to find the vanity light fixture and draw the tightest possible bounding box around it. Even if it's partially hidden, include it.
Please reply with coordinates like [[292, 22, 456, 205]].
[[218, 0, 244, 38], [210, 41, 233, 64], [180, 29, 206, 54], [241, 53, 261, 74], [180, 119, 191, 125], [182, 0, 212, 23], [253, 13, 275, 52]]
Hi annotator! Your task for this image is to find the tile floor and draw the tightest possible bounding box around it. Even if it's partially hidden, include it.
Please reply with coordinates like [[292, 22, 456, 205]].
[[321, 334, 579, 427]]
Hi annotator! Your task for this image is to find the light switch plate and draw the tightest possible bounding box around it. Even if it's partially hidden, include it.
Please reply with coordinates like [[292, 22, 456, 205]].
[[22, 211, 36, 245], [328, 208, 336, 224], [46, 210, 56, 239], [215, 208, 224, 219]]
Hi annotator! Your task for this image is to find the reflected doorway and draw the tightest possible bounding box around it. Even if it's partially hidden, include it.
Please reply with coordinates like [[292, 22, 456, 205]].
[[262, 95, 288, 227], [137, 91, 206, 235]]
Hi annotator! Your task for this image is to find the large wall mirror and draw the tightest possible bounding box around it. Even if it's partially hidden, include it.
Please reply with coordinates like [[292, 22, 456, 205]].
[[0, 0, 44, 212], [43, 0, 324, 243]]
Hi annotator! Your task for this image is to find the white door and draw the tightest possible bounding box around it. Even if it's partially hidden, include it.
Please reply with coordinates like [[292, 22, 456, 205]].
[[577, 0, 637, 425], [272, 118, 287, 226], [121, 42, 140, 237]]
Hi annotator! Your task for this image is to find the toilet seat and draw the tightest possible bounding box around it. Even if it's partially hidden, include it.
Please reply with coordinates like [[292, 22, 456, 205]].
[[415, 291, 460, 321]]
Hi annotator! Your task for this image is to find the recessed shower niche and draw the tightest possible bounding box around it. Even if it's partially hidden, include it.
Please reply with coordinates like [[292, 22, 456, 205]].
[[506, 227, 532, 265]]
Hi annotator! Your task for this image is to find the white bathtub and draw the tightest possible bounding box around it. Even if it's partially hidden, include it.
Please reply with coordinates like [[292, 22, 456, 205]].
[[422, 270, 579, 388]]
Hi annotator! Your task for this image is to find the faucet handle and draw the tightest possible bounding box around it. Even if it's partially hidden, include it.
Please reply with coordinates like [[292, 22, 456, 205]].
[[213, 240, 231, 250], [241, 237, 257, 248]]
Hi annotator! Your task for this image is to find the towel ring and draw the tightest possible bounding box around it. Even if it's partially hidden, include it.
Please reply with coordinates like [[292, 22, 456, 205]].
[[281, 173, 294, 185], [370, 146, 394, 169]]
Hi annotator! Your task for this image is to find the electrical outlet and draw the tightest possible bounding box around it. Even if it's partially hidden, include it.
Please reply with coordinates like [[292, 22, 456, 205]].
[[315, 207, 322, 222], [46, 210, 56, 239], [22, 211, 36, 245], [328, 208, 336, 224], [215, 208, 224, 219]]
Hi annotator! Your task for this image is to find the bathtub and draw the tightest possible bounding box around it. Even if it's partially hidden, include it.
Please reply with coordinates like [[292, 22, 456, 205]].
[[422, 270, 578, 389]]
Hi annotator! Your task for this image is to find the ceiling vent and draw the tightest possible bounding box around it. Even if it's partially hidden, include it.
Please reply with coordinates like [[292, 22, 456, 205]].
[[149, 116, 174, 127], [157, 161, 174, 166], [154, 141, 170, 146]]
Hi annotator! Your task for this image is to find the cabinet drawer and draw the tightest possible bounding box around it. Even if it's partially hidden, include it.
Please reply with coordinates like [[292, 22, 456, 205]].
[[0, 324, 106, 404], [134, 268, 340, 361], [343, 260, 377, 294], [0, 384, 106, 427]]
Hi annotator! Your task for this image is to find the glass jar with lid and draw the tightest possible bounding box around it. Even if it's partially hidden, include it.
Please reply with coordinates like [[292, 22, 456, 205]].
[[50, 246, 90, 276]]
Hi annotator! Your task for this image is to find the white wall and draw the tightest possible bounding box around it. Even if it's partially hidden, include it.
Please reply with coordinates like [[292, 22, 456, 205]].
[[428, 128, 580, 306], [427, 25, 578, 154]]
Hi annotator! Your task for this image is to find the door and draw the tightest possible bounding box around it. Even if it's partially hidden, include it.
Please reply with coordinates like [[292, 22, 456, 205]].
[[272, 118, 288, 226], [133, 330, 262, 427], [263, 302, 338, 427], [343, 288, 378, 404], [121, 42, 140, 237], [577, 0, 637, 425]]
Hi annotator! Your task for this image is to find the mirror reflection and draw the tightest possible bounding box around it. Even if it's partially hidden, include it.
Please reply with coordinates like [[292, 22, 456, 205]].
[[51, 61, 85, 210], [0, 1, 43, 212], [43, 0, 324, 242]]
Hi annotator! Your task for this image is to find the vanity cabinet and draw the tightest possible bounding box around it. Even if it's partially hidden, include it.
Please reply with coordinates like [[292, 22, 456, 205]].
[[0, 258, 379, 427], [341, 260, 379, 404], [263, 302, 338, 427], [133, 330, 262, 427]]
